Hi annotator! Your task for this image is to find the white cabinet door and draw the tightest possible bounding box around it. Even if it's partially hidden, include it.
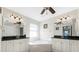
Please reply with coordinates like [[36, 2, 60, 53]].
[[18, 39, 29, 52], [61, 39, 70, 52], [6, 40, 14, 52], [0, 42, 1, 52], [13, 40, 21, 52], [13, 39, 29, 52], [70, 40, 79, 52], [52, 39, 57, 52], [25, 39, 29, 52], [52, 39, 62, 52], [52, 38, 70, 52], [55, 39, 62, 52], [1, 41, 7, 52], [0, 14, 2, 52], [0, 14, 2, 26]]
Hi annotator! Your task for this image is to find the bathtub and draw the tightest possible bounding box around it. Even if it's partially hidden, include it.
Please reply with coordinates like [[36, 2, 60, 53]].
[[29, 38, 52, 45], [29, 38, 52, 52]]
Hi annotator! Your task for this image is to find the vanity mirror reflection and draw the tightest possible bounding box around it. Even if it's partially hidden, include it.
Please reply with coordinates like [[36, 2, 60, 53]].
[[2, 14, 26, 41]]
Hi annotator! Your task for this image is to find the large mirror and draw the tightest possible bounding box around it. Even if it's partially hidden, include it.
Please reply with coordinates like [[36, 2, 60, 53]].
[[2, 14, 25, 40]]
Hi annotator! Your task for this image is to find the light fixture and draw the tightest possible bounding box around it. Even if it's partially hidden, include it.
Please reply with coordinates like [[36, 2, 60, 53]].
[[55, 16, 71, 25], [10, 14, 23, 24]]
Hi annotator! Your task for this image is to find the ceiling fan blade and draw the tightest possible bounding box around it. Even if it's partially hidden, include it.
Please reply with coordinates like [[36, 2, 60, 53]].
[[41, 9, 45, 14], [49, 7, 55, 14]]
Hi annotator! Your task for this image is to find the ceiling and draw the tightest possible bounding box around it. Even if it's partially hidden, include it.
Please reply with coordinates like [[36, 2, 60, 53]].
[[6, 7, 78, 22]]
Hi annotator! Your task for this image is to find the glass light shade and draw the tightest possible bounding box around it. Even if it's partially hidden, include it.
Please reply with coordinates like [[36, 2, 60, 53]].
[[67, 16, 70, 19], [15, 17, 19, 22], [62, 18, 66, 22], [19, 18, 23, 22], [66, 17, 72, 23], [20, 18, 24, 23], [10, 15, 14, 20], [56, 19, 61, 23]]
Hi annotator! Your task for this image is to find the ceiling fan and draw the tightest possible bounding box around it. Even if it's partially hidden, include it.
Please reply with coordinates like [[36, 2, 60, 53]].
[[40, 7, 55, 15]]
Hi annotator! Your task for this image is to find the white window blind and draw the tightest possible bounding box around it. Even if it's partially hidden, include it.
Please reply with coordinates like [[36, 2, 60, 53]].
[[30, 24, 38, 37]]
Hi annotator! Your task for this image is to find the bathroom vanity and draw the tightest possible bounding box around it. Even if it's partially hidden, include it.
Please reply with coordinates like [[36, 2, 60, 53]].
[[1, 38, 29, 52], [0, 7, 29, 52], [52, 38, 79, 52]]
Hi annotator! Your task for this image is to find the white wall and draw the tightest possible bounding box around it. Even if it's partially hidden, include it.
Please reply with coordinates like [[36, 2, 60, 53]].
[[40, 18, 55, 40], [0, 14, 2, 41], [75, 9, 79, 36], [0, 8, 2, 51], [54, 24, 63, 36]]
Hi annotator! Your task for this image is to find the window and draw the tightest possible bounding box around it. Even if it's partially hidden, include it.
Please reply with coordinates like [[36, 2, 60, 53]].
[[30, 24, 38, 37]]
